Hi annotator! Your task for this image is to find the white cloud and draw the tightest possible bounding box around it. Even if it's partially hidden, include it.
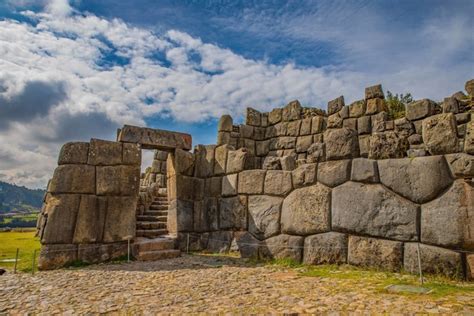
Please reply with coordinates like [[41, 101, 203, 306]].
[[0, 3, 471, 189]]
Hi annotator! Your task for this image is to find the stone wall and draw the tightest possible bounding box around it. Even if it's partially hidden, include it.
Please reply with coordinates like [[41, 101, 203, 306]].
[[137, 150, 168, 215], [37, 139, 141, 269], [173, 80, 474, 279]]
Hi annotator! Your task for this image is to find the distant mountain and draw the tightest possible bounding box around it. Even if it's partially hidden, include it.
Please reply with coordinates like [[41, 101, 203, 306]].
[[0, 181, 45, 214]]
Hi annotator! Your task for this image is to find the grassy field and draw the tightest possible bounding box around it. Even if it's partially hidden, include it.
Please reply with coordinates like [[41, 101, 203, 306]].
[[0, 231, 41, 272]]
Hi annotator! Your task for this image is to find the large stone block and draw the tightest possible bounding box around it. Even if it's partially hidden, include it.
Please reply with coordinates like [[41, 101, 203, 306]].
[[226, 148, 248, 174], [58, 142, 89, 165], [118, 125, 192, 151], [445, 153, 474, 178], [218, 114, 233, 132], [307, 142, 325, 163], [88, 139, 123, 165], [368, 131, 408, 159], [167, 199, 193, 233], [291, 163, 317, 188], [467, 254, 474, 280], [332, 182, 418, 241], [300, 118, 312, 135], [233, 231, 260, 258], [49, 165, 96, 194], [328, 96, 344, 115], [219, 196, 247, 230], [248, 195, 282, 239], [327, 112, 343, 128], [174, 148, 194, 176], [366, 98, 386, 115], [296, 135, 313, 153], [41, 194, 81, 244], [268, 108, 282, 125], [378, 156, 453, 203], [78, 242, 127, 264], [256, 140, 270, 156], [246, 107, 261, 126], [275, 137, 296, 150], [264, 170, 293, 196], [122, 143, 141, 165], [311, 116, 325, 134], [422, 113, 458, 155], [357, 116, 371, 135], [96, 165, 140, 196], [287, 120, 301, 136], [365, 84, 384, 100], [281, 183, 331, 235], [238, 170, 266, 194], [466, 79, 474, 96], [404, 243, 463, 278], [207, 231, 233, 253], [204, 176, 222, 197], [303, 232, 348, 265], [464, 120, 474, 154], [282, 100, 302, 121], [280, 155, 296, 171], [324, 128, 359, 160], [194, 197, 218, 232], [214, 145, 230, 175], [222, 173, 238, 196], [194, 145, 216, 178], [349, 100, 366, 118], [73, 195, 107, 243], [260, 234, 304, 263], [103, 196, 137, 242], [317, 160, 351, 187], [421, 180, 474, 250], [38, 244, 78, 270], [348, 236, 403, 271], [406, 99, 437, 121], [351, 158, 379, 183], [240, 124, 254, 138]]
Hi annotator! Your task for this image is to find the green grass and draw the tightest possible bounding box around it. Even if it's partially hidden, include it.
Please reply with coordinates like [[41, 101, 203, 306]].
[[265, 258, 474, 299], [0, 231, 41, 272]]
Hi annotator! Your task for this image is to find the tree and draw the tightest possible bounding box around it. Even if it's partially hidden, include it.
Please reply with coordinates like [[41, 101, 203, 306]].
[[385, 91, 413, 120]]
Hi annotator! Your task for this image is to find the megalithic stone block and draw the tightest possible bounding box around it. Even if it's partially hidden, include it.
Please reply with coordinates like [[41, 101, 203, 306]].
[[117, 124, 192, 151]]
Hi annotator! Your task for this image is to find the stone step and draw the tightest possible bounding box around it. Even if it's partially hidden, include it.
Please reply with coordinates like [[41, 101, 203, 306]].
[[133, 237, 176, 252], [135, 249, 181, 261], [137, 215, 160, 222], [149, 205, 168, 210], [144, 211, 168, 216], [154, 196, 168, 201], [136, 221, 167, 230], [136, 229, 168, 238]]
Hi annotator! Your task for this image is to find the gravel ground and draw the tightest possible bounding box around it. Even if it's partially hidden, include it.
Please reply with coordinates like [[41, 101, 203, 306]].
[[1, 254, 473, 314]]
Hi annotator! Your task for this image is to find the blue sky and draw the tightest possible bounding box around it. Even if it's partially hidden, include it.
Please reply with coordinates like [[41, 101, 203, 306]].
[[0, 0, 473, 188]]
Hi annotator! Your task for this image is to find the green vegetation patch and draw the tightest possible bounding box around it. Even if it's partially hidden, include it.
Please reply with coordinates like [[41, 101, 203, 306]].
[[0, 231, 41, 272]]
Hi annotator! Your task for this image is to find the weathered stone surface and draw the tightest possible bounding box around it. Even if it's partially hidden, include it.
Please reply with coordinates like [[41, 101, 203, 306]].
[[296, 135, 313, 153], [406, 99, 437, 121], [422, 113, 458, 155], [327, 112, 343, 128], [317, 160, 351, 187], [349, 100, 366, 118], [218, 115, 233, 132], [167, 199, 193, 233], [174, 148, 194, 176], [275, 137, 296, 150], [394, 117, 415, 137], [324, 128, 359, 160], [351, 158, 379, 183], [292, 163, 317, 188], [246, 108, 261, 126], [371, 111, 388, 132], [467, 254, 474, 280], [303, 232, 348, 265], [193, 198, 218, 232], [155, 150, 168, 161], [118, 125, 192, 151], [238, 170, 266, 194], [307, 143, 325, 163], [366, 98, 386, 115], [358, 135, 370, 157], [38, 244, 78, 270], [96, 165, 140, 196], [78, 242, 127, 264], [73, 195, 107, 243], [88, 139, 123, 165], [261, 113, 268, 127], [282, 100, 302, 121], [342, 118, 357, 130], [311, 116, 325, 134], [102, 196, 137, 242], [226, 148, 248, 174], [248, 195, 282, 239], [49, 165, 96, 194], [219, 196, 247, 230], [256, 140, 269, 156], [442, 97, 459, 114], [332, 182, 418, 241], [41, 194, 81, 244], [465, 120, 474, 154], [214, 145, 229, 175], [175, 175, 204, 201], [268, 108, 282, 125], [262, 156, 281, 170], [280, 155, 296, 171], [205, 176, 222, 197], [287, 120, 301, 136], [445, 153, 474, 178], [465, 79, 474, 95], [207, 231, 233, 253], [233, 231, 260, 258], [404, 243, 463, 278], [421, 180, 474, 249], [300, 118, 312, 135], [58, 142, 89, 165], [281, 183, 331, 235], [407, 148, 427, 158], [365, 84, 384, 100], [378, 156, 453, 203], [368, 131, 408, 159], [260, 234, 304, 263], [407, 134, 422, 145], [222, 174, 238, 196], [357, 116, 371, 135], [240, 124, 254, 138], [194, 145, 216, 178], [217, 131, 231, 145], [348, 236, 402, 271], [122, 143, 141, 165], [264, 170, 292, 196], [328, 96, 345, 115]]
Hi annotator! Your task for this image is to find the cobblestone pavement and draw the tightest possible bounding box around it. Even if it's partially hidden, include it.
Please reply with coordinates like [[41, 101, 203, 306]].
[[1, 254, 473, 314]]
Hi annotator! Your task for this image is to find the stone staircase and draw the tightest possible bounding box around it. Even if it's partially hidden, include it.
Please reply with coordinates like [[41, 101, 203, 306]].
[[134, 190, 180, 261], [136, 193, 169, 238]]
